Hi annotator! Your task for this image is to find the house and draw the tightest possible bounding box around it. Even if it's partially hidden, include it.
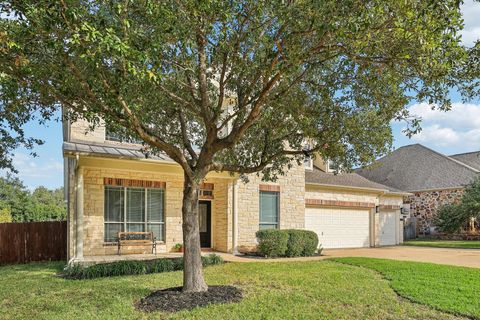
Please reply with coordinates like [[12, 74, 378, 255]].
[[63, 119, 407, 263], [356, 144, 479, 234]]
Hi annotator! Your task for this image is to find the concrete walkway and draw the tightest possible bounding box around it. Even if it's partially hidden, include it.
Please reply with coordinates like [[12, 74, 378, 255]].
[[217, 246, 480, 268]]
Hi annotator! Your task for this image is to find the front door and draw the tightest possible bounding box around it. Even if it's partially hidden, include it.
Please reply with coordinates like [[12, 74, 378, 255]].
[[198, 201, 211, 248]]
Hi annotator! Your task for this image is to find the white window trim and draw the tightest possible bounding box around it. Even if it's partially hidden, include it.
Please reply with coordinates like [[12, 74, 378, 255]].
[[259, 191, 280, 229], [104, 186, 165, 243]]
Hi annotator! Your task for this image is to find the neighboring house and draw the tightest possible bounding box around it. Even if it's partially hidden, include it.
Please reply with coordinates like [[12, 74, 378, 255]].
[[357, 144, 479, 234], [63, 119, 407, 263]]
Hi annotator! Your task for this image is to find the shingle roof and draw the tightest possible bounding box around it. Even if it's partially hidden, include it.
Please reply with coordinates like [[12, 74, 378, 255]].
[[356, 144, 479, 192], [63, 141, 173, 162], [306, 166, 402, 193], [450, 151, 480, 171]]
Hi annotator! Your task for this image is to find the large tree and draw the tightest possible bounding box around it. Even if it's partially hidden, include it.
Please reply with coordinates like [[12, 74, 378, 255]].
[[0, 1, 469, 292]]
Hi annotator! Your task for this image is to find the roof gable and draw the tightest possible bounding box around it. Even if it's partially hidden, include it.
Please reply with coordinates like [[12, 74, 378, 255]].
[[356, 144, 479, 192], [450, 151, 480, 171], [306, 166, 400, 192]]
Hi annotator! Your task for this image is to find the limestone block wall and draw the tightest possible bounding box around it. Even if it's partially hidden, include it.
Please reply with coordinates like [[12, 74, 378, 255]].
[[70, 158, 232, 257], [305, 186, 379, 205], [236, 163, 305, 251], [405, 188, 464, 234], [70, 119, 106, 144]]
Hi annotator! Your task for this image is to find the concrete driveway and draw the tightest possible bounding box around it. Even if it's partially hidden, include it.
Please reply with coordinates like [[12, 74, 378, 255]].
[[323, 246, 480, 268], [219, 246, 480, 268]]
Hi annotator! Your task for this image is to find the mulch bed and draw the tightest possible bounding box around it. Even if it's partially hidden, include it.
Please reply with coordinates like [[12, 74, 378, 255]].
[[136, 285, 242, 312]]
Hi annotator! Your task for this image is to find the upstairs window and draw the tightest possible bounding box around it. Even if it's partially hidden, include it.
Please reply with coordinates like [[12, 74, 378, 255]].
[[259, 191, 279, 230], [105, 125, 142, 144], [304, 155, 313, 170]]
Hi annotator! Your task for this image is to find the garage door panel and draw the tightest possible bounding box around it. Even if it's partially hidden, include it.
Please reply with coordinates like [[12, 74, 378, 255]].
[[379, 212, 397, 246], [305, 207, 370, 249]]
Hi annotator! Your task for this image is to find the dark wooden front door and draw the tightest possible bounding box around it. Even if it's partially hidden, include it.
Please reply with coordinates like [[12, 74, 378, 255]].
[[198, 201, 211, 248]]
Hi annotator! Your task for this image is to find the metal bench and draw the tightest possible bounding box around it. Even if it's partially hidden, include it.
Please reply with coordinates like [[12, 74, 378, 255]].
[[117, 231, 156, 255]]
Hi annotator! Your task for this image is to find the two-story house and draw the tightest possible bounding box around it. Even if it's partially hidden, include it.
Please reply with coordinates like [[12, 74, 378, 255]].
[[63, 119, 408, 263]]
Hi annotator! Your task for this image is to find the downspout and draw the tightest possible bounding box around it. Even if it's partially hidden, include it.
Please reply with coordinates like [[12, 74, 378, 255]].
[[232, 180, 239, 255]]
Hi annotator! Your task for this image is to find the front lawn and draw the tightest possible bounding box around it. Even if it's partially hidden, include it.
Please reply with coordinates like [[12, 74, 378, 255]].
[[334, 257, 480, 319], [0, 260, 469, 319], [403, 239, 480, 249]]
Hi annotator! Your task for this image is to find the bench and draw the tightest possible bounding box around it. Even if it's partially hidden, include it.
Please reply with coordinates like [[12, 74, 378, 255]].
[[117, 231, 157, 255]]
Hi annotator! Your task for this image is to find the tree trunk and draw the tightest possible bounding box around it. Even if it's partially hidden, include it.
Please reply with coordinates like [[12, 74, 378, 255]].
[[181, 172, 208, 292]]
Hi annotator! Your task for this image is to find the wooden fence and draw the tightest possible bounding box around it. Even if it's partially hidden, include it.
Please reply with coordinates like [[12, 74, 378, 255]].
[[0, 221, 67, 265]]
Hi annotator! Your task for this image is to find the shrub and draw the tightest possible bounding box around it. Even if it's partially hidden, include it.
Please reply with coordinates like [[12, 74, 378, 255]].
[[202, 253, 224, 266], [151, 258, 174, 273], [62, 254, 223, 279], [284, 229, 306, 257], [171, 257, 184, 271], [284, 229, 319, 257], [256, 229, 289, 257], [256, 229, 319, 258], [302, 230, 319, 256]]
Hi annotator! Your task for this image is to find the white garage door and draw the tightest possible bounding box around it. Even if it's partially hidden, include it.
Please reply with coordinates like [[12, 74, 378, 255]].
[[379, 212, 397, 246], [305, 207, 370, 249]]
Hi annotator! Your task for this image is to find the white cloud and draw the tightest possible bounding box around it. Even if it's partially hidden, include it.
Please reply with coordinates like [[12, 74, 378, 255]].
[[406, 103, 480, 150], [409, 102, 480, 129], [461, 0, 480, 46], [10, 152, 63, 179]]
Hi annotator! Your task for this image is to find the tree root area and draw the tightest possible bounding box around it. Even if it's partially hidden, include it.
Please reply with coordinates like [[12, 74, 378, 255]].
[[136, 285, 242, 312]]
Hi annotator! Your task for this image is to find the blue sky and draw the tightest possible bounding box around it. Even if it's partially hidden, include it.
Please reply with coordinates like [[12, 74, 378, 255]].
[[2, 1, 480, 190]]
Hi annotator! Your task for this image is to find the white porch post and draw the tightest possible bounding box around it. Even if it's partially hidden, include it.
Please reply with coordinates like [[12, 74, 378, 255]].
[[232, 180, 239, 254], [75, 167, 84, 260]]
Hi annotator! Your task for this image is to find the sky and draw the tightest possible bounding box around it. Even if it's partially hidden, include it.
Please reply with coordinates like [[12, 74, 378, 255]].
[[2, 1, 480, 190]]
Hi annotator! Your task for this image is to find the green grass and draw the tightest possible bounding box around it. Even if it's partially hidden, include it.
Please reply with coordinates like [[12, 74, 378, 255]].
[[403, 239, 480, 249], [0, 260, 470, 320], [333, 257, 480, 319]]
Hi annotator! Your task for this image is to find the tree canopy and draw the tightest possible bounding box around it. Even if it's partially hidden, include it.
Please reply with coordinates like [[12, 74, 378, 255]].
[[436, 177, 480, 234], [0, 0, 469, 177], [0, 174, 66, 222], [0, 0, 474, 292]]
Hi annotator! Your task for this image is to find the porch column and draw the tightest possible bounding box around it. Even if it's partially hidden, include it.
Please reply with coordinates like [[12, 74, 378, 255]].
[[75, 167, 84, 259], [231, 180, 239, 254]]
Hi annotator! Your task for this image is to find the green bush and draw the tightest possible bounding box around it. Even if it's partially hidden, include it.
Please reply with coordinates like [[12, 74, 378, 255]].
[[301, 230, 319, 256], [284, 229, 319, 257], [151, 258, 174, 273], [256, 229, 319, 258], [284, 229, 306, 257], [256, 229, 289, 257], [202, 253, 224, 266], [62, 254, 223, 279]]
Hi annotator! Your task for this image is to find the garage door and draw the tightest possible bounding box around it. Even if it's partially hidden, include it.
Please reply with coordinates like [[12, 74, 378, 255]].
[[305, 207, 370, 249], [379, 212, 397, 246]]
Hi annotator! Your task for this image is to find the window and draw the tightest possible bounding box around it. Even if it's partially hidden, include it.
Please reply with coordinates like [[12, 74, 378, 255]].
[[104, 186, 165, 242], [302, 143, 313, 170], [259, 191, 279, 230], [105, 125, 142, 144], [304, 155, 313, 170]]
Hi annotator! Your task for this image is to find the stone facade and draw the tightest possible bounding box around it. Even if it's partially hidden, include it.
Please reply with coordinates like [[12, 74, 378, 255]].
[[236, 163, 306, 252], [404, 188, 464, 234], [67, 156, 234, 259], [65, 118, 406, 260]]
